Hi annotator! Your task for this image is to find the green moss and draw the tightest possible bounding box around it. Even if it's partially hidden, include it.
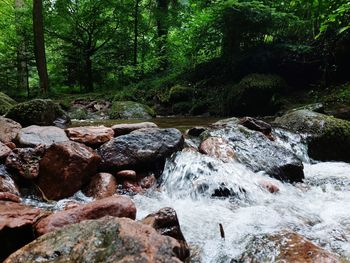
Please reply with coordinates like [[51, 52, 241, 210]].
[[172, 102, 192, 114], [168, 85, 194, 103], [0, 92, 16, 115], [69, 108, 89, 120], [109, 101, 155, 119]]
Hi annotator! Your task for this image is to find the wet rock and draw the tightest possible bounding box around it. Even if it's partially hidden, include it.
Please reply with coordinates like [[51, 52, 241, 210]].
[[116, 170, 137, 180], [109, 101, 156, 119], [0, 117, 21, 144], [112, 122, 158, 136], [5, 142, 16, 150], [258, 180, 280, 193], [238, 231, 341, 262], [186, 127, 207, 137], [142, 207, 190, 261], [65, 126, 114, 147], [199, 137, 236, 162], [6, 217, 184, 263], [140, 174, 157, 189], [0, 192, 20, 202], [83, 173, 117, 199], [0, 165, 19, 196], [17, 125, 69, 147], [0, 142, 11, 160], [239, 117, 273, 140], [274, 110, 350, 162], [5, 146, 46, 180], [37, 141, 101, 200], [0, 92, 16, 115], [98, 128, 184, 171], [210, 118, 304, 183], [123, 180, 143, 193], [5, 99, 69, 127], [0, 201, 41, 261], [35, 195, 136, 236]]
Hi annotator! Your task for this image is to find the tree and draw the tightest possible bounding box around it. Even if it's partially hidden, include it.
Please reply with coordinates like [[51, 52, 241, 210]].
[[33, 0, 49, 95]]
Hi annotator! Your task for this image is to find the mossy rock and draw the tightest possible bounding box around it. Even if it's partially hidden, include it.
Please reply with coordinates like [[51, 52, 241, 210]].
[[169, 85, 194, 103], [225, 73, 286, 116], [172, 102, 192, 115], [109, 101, 156, 119], [0, 92, 16, 115], [5, 99, 68, 127], [274, 109, 350, 162], [68, 107, 89, 120]]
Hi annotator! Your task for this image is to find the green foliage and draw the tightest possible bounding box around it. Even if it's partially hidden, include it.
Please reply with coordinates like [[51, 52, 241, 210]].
[[0, 92, 17, 115], [169, 85, 194, 103]]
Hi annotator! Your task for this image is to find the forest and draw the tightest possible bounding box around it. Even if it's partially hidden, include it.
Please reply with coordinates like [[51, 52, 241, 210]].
[[0, 0, 349, 118]]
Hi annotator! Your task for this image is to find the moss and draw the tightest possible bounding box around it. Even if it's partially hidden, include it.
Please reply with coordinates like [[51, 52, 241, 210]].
[[172, 102, 192, 115], [168, 85, 194, 103], [109, 101, 156, 119], [69, 108, 89, 120], [0, 92, 16, 115]]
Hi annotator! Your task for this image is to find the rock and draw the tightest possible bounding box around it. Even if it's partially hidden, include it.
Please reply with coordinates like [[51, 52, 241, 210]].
[[186, 127, 207, 137], [98, 128, 184, 171], [141, 207, 190, 261], [109, 101, 156, 119], [210, 118, 304, 183], [5, 142, 16, 150], [139, 174, 157, 189], [169, 85, 194, 103], [6, 217, 184, 263], [5, 146, 46, 180], [116, 170, 137, 180], [199, 137, 236, 162], [83, 173, 117, 199], [0, 117, 21, 144], [37, 141, 101, 200], [0, 192, 20, 202], [111, 122, 158, 136], [66, 126, 114, 147], [0, 142, 11, 160], [239, 117, 273, 140], [238, 231, 341, 262], [0, 92, 16, 115], [0, 201, 41, 261], [5, 99, 69, 127], [0, 165, 19, 196], [274, 110, 350, 162], [35, 195, 136, 236], [16, 125, 69, 147], [258, 180, 280, 193], [123, 180, 143, 193]]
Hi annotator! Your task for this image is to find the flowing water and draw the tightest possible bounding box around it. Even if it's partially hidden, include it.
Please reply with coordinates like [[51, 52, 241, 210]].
[[24, 118, 350, 262]]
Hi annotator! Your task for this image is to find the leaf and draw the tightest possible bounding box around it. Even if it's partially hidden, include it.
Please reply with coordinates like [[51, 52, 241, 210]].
[[338, 25, 350, 34]]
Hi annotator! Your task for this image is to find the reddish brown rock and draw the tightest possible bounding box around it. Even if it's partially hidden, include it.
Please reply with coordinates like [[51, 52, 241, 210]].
[[259, 180, 280, 193], [0, 201, 41, 261], [141, 207, 190, 261], [239, 117, 272, 137], [0, 142, 11, 160], [116, 169, 137, 180], [112, 122, 158, 136], [0, 192, 20, 202], [0, 117, 21, 144], [5, 217, 184, 263], [66, 126, 114, 147], [0, 165, 19, 196], [240, 231, 341, 262], [140, 174, 157, 189], [37, 141, 101, 200], [35, 195, 136, 236], [5, 142, 16, 150], [123, 180, 143, 193], [5, 146, 46, 180], [199, 137, 235, 162], [17, 125, 69, 147], [83, 173, 117, 199]]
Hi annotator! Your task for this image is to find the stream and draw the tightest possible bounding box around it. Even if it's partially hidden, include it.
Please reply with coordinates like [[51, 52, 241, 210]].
[[24, 117, 350, 262]]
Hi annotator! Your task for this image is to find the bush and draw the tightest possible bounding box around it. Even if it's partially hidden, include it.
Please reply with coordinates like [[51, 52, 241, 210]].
[[168, 85, 194, 103]]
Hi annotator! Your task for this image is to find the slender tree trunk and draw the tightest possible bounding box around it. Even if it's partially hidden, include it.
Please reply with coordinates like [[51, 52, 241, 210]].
[[133, 0, 140, 66], [85, 55, 94, 92], [33, 0, 49, 95], [156, 0, 169, 70], [15, 0, 29, 93]]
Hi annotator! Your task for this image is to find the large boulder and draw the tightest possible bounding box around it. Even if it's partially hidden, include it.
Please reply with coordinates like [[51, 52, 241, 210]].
[[238, 231, 341, 262], [82, 173, 117, 199], [0, 142, 11, 161], [109, 101, 155, 119], [0, 92, 16, 115], [5, 99, 69, 127], [0, 201, 41, 261], [16, 126, 69, 147], [35, 195, 136, 236], [65, 126, 114, 147], [5, 217, 184, 263], [0, 165, 19, 196], [98, 128, 184, 171], [141, 207, 190, 261], [37, 141, 101, 200], [0, 117, 21, 144], [210, 118, 304, 183], [111, 122, 158, 136], [5, 146, 46, 180], [274, 110, 350, 162]]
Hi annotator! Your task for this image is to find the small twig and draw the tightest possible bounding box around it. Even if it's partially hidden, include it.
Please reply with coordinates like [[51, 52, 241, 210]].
[[219, 223, 225, 239]]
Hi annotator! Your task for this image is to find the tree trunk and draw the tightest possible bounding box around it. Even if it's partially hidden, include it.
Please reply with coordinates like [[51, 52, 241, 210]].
[[133, 0, 140, 66], [15, 0, 29, 93], [156, 0, 169, 70], [85, 55, 94, 92], [33, 0, 49, 95]]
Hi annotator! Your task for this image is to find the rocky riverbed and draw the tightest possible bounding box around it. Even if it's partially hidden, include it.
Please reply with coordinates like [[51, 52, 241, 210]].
[[1, 99, 350, 262]]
